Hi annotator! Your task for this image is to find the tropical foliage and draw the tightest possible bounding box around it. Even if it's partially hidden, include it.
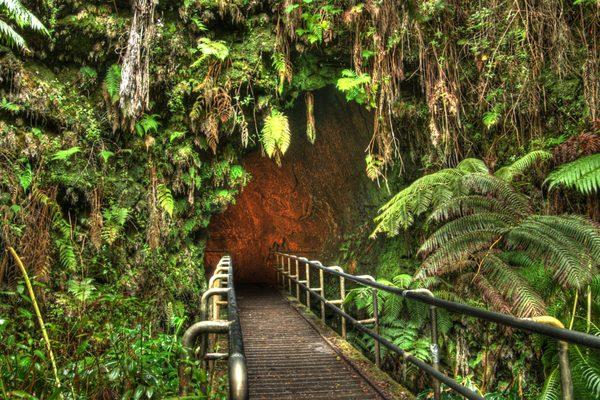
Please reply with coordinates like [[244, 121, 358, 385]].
[[546, 153, 600, 196], [0, 0, 598, 398], [0, 0, 48, 50]]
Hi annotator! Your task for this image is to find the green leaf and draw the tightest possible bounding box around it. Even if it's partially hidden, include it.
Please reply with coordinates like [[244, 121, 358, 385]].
[[18, 163, 33, 191], [192, 38, 229, 67], [169, 130, 186, 143], [104, 64, 122, 104], [545, 153, 600, 195], [482, 110, 500, 128], [51, 146, 81, 161], [157, 184, 174, 217], [260, 109, 291, 165], [99, 150, 114, 163], [0, 97, 21, 112]]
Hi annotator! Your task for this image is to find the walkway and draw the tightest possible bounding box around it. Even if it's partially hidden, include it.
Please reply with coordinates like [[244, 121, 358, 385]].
[[237, 285, 384, 400]]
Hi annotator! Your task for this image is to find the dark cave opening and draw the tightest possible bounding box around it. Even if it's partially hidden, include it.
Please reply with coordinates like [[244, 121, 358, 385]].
[[205, 88, 378, 283]]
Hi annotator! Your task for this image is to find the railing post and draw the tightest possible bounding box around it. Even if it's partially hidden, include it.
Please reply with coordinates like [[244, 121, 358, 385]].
[[305, 260, 311, 308], [287, 257, 292, 295], [340, 275, 347, 339], [275, 253, 280, 288], [373, 287, 381, 369], [430, 304, 440, 400], [295, 258, 300, 301], [527, 316, 573, 400], [280, 254, 285, 289], [319, 266, 325, 323]]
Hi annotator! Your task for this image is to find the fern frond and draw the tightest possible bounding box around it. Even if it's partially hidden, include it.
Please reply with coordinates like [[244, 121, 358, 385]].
[[372, 168, 463, 235], [273, 52, 292, 94], [104, 64, 122, 104], [427, 195, 509, 223], [459, 173, 529, 214], [51, 146, 81, 161], [494, 150, 552, 182], [469, 272, 512, 314], [135, 114, 160, 137], [0, 18, 25, 49], [526, 215, 600, 260], [456, 158, 489, 174], [418, 230, 502, 276], [538, 367, 561, 400], [507, 224, 594, 289], [0, 0, 47, 33], [420, 212, 513, 254], [481, 254, 546, 317], [545, 153, 600, 195], [572, 346, 600, 398], [365, 154, 384, 181], [261, 109, 291, 166], [157, 184, 174, 217]]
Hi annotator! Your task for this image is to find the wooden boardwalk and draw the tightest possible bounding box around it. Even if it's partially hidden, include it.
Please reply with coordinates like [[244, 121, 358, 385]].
[[237, 285, 384, 400]]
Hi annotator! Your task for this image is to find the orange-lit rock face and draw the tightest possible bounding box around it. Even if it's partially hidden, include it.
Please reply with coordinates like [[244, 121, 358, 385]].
[[206, 89, 375, 283]]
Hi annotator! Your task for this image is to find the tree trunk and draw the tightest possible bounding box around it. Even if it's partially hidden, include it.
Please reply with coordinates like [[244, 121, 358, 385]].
[[120, 0, 155, 132]]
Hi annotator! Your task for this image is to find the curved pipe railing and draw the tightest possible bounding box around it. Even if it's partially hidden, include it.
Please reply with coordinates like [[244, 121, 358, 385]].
[[272, 250, 600, 400], [179, 255, 248, 400]]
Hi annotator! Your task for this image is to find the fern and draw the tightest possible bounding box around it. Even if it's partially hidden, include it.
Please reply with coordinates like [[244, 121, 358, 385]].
[[494, 150, 552, 182], [538, 367, 561, 400], [413, 159, 599, 313], [273, 52, 292, 95], [101, 206, 129, 245], [135, 114, 160, 137], [365, 154, 383, 181], [260, 109, 291, 166], [32, 189, 77, 271], [104, 64, 122, 104], [0, 0, 48, 51], [157, 184, 174, 217], [191, 37, 229, 67], [372, 166, 472, 236], [0, 97, 21, 112], [572, 346, 600, 398], [51, 146, 81, 161], [545, 153, 600, 195], [336, 69, 371, 105]]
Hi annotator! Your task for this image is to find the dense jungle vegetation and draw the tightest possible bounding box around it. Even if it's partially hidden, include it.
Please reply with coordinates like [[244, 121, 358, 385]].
[[0, 0, 598, 399]]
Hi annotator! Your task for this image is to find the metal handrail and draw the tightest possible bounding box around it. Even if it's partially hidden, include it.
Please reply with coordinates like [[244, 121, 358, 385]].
[[180, 255, 248, 400], [273, 250, 600, 400]]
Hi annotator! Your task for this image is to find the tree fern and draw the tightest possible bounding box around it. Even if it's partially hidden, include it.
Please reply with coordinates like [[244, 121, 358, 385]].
[[545, 153, 600, 195], [494, 150, 552, 182], [0, 0, 48, 51], [412, 159, 599, 313], [260, 109, 291, 166]]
